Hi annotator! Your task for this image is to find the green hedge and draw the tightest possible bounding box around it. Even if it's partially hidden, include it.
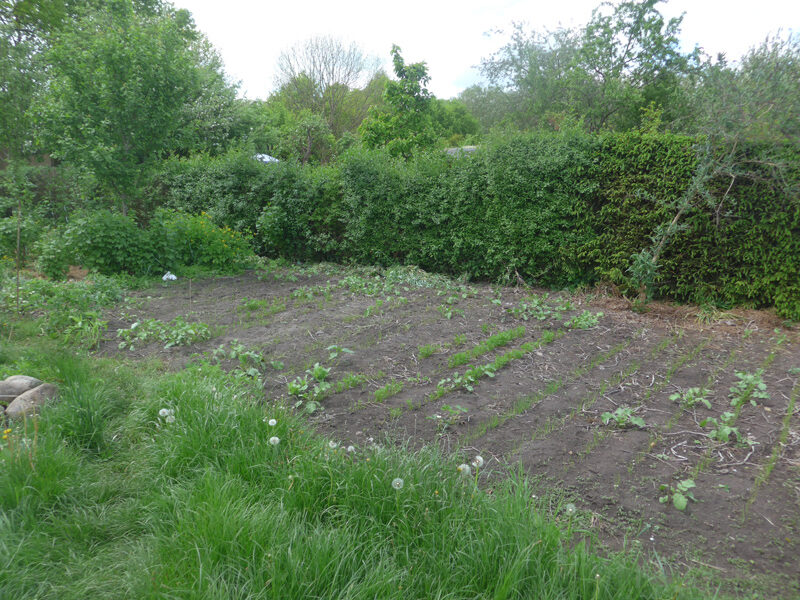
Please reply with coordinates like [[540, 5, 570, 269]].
[[152, 134, 800, 320]]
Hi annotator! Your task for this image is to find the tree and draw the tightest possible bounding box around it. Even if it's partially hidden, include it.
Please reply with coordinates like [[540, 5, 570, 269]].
[[359, 45, 438, 157], [34, 0, 225, 214], [274, 36, 380, 136], [478, 0, 699, 131]]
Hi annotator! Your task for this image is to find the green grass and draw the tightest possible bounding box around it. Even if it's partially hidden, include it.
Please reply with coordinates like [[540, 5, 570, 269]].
[[448, 326, 526, 368], [0, 276, 705, 600]]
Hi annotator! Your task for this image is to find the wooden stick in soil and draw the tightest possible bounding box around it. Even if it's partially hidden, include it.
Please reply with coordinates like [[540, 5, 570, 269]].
[[16, 195, 21, 314]]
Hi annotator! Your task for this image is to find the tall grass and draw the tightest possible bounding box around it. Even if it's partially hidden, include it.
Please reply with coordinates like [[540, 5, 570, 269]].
[[0, 338, 701, 599]]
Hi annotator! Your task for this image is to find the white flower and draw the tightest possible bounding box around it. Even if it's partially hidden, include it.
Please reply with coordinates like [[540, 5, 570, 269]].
[[457, 463, 471, 477], [159, 408, 170, 418], [165, 415, 175, 424], [346, 445, 355, 453], [472, 455, 484, 469], [328, 440, 338, 449], [162, 272, 177, 281], [392, 478, 404, 490], [268, 419, 277, 426], [269, 436, 280, 446]]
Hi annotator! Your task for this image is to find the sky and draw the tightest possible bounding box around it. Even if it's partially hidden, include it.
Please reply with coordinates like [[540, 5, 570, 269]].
[[171, 0, 800, 100]]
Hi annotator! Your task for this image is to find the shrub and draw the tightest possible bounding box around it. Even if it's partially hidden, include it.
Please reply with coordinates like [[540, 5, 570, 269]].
[[150, 209, 252, 271]]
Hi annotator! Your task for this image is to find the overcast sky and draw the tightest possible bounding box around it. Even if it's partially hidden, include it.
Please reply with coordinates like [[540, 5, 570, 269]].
[[171, 0, 800, 100]]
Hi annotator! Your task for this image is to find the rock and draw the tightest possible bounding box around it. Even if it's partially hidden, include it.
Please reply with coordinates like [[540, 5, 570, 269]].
[[5, 383, 59, 419], [1, 375, 42, 396]]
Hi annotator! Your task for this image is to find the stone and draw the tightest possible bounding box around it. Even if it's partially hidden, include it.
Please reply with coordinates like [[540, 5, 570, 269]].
[[0, 375, 42, 395], [4, 383, 59, 419]]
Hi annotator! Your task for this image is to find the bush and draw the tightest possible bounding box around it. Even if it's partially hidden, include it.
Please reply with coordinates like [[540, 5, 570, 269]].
[[63, 210, 153, 275], [150, 209, 252, 271]]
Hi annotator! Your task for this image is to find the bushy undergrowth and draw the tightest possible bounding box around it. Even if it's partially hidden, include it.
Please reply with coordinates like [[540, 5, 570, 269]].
[[35, 209, 252, 279], [0, 331, 701, 599]]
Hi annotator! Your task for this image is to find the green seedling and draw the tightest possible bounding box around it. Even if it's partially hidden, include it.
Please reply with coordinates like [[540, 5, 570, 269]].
[[326, 345, 354, 361], [669, 387, 711, 410], [374, 380, 403, 403], [700, 411, 741, 443], [729, 370, 769, 408], [601, 406, 645, 428], [418, 343, 439, 358], [565, 310, 604, 329], [659, 479, 696, 511]]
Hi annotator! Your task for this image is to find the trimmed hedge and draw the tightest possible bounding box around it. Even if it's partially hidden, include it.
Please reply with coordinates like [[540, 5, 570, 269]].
[[152, 134, 800, 320]]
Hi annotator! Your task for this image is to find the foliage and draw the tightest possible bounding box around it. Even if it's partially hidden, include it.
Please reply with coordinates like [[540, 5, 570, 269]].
[[117, 316, 212, 350], [151, 209, 252, 271], [669, 387, 711, 410], [33, 0, 233, 213], [274, 35, 381, 137], [478, 1, 699, 132], [359, 45, 438, 157], [601, 406, 646, 428], [659, 478, 696, 511], [564, 310, 603, 329], [700, 412, 741, 443]]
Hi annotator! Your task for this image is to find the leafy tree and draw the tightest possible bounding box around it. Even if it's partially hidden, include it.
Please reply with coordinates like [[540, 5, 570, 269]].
[[359, 45, 438, 157], [430, 99, 480, 146], [478, 0, 699, 132], [274, 36, 380, 137], [33, 0, 227, 214]]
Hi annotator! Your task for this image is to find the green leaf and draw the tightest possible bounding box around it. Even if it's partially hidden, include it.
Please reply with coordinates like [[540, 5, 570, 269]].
[[672, 492, 688, 511]]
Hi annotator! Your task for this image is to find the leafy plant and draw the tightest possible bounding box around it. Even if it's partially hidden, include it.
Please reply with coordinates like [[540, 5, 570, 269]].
[[374, 380, 403, 403], [659, 479, 696, 511], [117, 317, 212, 350], [601, 406, 645, 428], [669, 387, 711, 410], [326, 345, 354, 362], [729, 370, 769, 408], [565, 310, 604, 329], [62, 311, 108, 348], [700, 411, 741, 443], [418, 343, 439, 359]]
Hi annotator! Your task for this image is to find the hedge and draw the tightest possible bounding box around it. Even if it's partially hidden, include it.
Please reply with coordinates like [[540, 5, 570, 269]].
[[150, 134, 800, 320]]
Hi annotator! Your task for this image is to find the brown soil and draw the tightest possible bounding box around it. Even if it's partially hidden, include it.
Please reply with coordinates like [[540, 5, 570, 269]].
[[100, 265, 800, 598]]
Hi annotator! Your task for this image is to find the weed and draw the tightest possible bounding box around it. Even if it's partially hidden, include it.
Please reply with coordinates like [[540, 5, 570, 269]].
[[62, 311, 108, 348], [452, 333, 467, 346]]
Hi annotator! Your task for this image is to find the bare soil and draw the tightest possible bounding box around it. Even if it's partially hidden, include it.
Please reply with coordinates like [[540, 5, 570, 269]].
[[100, 264, 800, 598]]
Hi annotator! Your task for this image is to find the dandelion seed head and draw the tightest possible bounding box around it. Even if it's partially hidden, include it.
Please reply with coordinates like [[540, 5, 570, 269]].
[[392, 478, 404, 490], [159, 408, 170, 418], [457, 463, 471, 477], [165, 415, 175, 424], [269, 436, 280, 446], [328, 440, 338, 449], [268, 419, 277, 426], [347, 445, 355, 453], [565, 503, 576, 515], [472, 455, 484, 468]]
